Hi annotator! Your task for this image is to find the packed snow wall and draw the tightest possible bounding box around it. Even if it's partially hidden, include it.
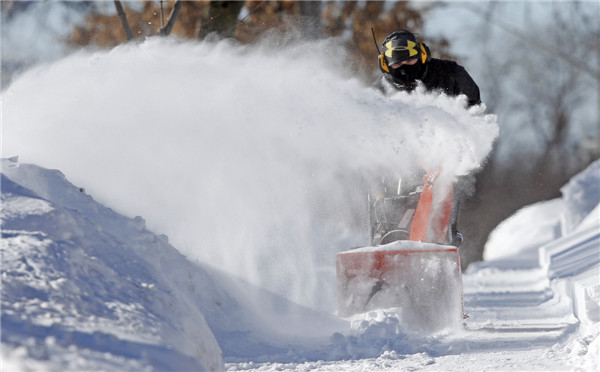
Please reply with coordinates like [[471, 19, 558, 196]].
[[485, 159, 600, 330], [2, 37, 497, 312]]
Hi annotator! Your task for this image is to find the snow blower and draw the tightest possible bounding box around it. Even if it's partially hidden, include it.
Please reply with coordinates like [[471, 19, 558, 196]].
[[336, 170, 465, 327]]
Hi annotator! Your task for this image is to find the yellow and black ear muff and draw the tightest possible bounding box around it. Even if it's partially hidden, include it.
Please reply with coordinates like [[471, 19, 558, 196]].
[[419, 43, 431, 64], [379, 52, 390, 73]]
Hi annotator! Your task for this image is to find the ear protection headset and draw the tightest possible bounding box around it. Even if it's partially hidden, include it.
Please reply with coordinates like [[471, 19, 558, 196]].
[[377, 31, 431, 74]]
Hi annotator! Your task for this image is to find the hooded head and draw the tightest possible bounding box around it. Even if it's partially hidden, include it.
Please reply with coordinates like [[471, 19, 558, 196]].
[[380, 30, 429, 88]]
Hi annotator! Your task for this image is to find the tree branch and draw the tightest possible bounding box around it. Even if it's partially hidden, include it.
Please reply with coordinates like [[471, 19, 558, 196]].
[[158, 0, 182, 37], [113, 0, 134, 41]]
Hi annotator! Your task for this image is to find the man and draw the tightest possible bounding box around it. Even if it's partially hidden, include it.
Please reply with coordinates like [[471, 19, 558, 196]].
[[377, 29, 481, 107], [371, 29, 480, 247]]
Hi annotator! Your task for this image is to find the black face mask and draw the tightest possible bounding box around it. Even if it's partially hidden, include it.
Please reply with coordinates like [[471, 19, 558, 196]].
[[389, 61, 425, 84]]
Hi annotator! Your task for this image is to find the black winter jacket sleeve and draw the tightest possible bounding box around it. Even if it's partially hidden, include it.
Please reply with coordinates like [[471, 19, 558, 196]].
[[419, 58, 481, 107]]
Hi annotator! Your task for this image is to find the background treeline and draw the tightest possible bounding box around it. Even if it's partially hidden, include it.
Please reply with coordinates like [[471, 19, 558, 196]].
[[63, 1, 454, 80]]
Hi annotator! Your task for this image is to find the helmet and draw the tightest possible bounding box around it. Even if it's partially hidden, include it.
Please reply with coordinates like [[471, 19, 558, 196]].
[[381, 30, 421, 66], [378, 29, 431, 87]]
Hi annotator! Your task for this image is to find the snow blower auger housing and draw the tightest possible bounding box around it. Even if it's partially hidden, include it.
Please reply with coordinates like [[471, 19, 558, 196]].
[[336, 172, 465, 327]]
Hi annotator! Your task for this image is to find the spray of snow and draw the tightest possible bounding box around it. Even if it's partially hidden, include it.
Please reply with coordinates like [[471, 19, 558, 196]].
[[2, 37, 497, 312]]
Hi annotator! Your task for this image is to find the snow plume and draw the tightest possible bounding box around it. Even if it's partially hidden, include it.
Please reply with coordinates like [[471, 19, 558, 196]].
[[2, 37, 497, 312]]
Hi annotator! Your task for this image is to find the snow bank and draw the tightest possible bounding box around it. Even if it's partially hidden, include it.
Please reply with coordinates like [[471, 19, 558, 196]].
[[484, 159, 599, 262], [539, 160, 600, 369], [1, 159, 223, 370], [560, 160, 600, 235], [483, 198, 563, 261], [538, 160, 600, 325], [483, 159, 600, 368], [2, 37, 498, 314]]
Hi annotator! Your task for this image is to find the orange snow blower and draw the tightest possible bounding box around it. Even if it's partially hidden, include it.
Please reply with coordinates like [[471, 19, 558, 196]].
[[336, 171, 464, 327]]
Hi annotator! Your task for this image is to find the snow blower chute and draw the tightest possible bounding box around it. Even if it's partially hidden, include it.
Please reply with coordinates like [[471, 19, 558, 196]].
[[336, 171, 464, 326]]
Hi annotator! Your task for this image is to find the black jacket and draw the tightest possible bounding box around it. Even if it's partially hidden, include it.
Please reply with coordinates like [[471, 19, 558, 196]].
[[379, 58, 481, 107]]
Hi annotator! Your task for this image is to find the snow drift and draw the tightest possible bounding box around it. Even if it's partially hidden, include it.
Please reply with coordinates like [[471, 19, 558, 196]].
[[1, 160, 223, 371], [2, 37, 497, 312]]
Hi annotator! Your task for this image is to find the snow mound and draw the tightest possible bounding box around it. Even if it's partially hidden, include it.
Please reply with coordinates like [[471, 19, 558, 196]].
[[483, 198, 563, 262], [561, 159, 600, 235], [484, 159, 600, 261], [1, 160, 224, 371]]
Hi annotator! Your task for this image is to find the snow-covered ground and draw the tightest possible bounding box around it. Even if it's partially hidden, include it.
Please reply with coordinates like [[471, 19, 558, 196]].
[[2, 158, 598, 371], [1, 37, 598, 371]]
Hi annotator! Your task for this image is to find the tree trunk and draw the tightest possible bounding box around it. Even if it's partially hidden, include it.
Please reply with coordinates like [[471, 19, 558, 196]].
[[113, 0, 133, 41], [300, 1, 323, 39], [198, 1, 245, 40], [158, 0, 183, 37]]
